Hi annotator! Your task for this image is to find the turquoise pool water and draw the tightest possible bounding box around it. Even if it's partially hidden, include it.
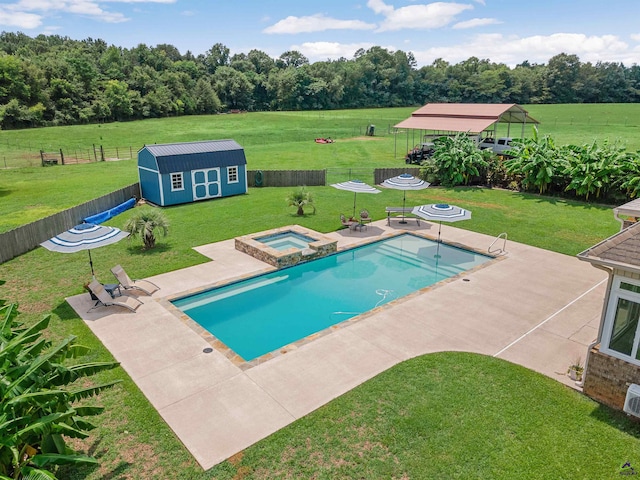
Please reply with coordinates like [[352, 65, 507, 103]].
[[255, 231, 315, 251], [172, 234, 491, 361]]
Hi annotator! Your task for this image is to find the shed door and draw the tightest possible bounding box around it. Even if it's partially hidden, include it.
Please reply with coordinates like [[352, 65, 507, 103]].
[[191, 168, 221, 201]]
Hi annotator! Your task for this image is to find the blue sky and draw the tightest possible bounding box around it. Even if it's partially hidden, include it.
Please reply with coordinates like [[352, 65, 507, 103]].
[[1, 0, 639, 67]]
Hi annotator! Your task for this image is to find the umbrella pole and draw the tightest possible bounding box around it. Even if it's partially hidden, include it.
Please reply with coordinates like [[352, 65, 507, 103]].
[[353, 192, 357, 218], [438, 222, 442, 243], [88, 250, 95, 278], [400, 191, 407, 224]]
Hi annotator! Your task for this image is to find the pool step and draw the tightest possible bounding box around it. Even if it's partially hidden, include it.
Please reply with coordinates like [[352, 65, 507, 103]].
[[375, 243, 462, 276]]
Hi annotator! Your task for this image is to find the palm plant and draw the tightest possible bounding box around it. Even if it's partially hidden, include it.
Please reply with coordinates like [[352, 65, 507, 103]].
[[0, 282, 121, 480], [286, 187, 316, 216], [123, 208, 169, 249]]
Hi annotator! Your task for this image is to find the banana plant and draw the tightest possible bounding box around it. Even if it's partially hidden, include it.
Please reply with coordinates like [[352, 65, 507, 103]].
[[564, 140, 625, 200], [614, 151, 640, 199], [505, 127, 567, 194], [0, 285, 121, 480], [432, 132, 487, 187]]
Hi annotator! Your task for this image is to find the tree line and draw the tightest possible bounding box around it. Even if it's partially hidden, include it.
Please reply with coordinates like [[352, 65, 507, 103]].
[[1, 31, 639, 130]]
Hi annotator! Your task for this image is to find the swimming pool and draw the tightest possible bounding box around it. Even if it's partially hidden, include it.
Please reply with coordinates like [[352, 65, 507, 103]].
[[173, 234, 492, 362], [254, 231, 316, 251]]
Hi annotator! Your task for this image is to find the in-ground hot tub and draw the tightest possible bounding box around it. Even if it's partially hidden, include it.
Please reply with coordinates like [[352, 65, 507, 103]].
[[254, 231, 317, 251], [235, 225, 337, 268]]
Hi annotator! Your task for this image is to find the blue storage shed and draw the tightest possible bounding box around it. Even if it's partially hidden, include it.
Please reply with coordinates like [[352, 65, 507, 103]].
[[138, 140, 248, 206]]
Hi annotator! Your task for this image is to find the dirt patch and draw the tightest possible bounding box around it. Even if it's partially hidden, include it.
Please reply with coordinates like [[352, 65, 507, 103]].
[[346, 136, 386, 141]]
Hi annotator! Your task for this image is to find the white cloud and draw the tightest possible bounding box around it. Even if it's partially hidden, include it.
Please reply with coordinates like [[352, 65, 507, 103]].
[[2, 0, 176, 27], [453, 17, 501, 29], [367, 0, 394, 16], [264, 14, 376, 34], [631, 33, 640, 42], [0, 8, 41, 28], [291, 41, 392, 62], [412, 32, 636, 67], [369, 1, 473, 32], [98, 0, 177, 3], [473, 0, 485, 5]]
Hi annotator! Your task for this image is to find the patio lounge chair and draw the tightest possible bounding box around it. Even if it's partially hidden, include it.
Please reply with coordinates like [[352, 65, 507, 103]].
[[87, 280, 142, 312], [340, 214, 360, 231], [111, 264, 160, 296]]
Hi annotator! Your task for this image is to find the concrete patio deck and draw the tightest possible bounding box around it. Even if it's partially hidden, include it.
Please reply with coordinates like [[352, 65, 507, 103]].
[[66, 219, 607, 470]]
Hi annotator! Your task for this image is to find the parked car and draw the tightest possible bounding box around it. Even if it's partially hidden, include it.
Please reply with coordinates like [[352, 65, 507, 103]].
[[478, 137, 514, 155]]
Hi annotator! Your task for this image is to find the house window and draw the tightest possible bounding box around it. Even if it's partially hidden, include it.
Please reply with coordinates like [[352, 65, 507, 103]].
[[227, 166, 239, 184], [603, 277, 640, 363], [171, 173, 184, 191]]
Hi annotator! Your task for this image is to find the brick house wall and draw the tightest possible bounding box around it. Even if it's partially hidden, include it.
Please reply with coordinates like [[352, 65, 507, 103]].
[[583, 346, 640, 410]]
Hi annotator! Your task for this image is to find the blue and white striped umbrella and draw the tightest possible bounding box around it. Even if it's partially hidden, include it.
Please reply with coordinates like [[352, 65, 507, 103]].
[[412, 204, 471, 242], [40, 223, 129, 277], [331, 179, 381, 217], [380, 174, 430, 223]]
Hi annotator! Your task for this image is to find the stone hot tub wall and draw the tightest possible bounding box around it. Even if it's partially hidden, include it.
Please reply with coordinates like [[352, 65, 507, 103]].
[[235, 225, 337, 268]]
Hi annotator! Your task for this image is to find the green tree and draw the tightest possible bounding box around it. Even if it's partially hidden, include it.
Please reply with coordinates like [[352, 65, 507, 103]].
[[103, 79, 132, 120], [193, 77, 221, 114], [204, 43, 230, 74], [123, 208, 169, 249], [0, 282, 121, 479], [212, 66, 253, 110], [547, 53, 581, 103]]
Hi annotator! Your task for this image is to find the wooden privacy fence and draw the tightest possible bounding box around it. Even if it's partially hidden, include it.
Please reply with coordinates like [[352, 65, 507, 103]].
[[247, 170, 326, 187], [0, 183, 140, 264], [374, 167, 421, 185], [1, 167, 424, 264], [246, 168, 421, 188]]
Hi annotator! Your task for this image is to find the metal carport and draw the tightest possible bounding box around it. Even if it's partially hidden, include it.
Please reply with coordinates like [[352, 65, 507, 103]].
[[394, 103, 539, 158]]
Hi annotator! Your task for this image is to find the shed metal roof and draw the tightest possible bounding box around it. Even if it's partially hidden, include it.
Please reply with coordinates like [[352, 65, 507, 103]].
[[142, 140, 246, 174], [394, 103, 539, 134]]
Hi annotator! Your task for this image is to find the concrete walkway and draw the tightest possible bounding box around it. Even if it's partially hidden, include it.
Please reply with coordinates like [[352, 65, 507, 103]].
[[66, 220, 607, 470]]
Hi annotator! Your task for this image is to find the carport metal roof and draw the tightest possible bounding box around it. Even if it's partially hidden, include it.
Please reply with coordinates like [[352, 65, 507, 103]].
[[394, 103, 539, 134]]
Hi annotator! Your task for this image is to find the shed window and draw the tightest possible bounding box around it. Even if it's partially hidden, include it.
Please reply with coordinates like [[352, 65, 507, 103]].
[[171, 173, 184, 191], [602, 276, 640, 363], [227, 166, 239, 184]]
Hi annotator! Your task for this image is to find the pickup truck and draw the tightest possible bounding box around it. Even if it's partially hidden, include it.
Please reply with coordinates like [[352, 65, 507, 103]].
[[478, 137, 514, 155]]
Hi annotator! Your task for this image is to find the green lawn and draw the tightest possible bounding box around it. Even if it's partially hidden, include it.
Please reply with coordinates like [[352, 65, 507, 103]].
[[1, 105, 639, 478]]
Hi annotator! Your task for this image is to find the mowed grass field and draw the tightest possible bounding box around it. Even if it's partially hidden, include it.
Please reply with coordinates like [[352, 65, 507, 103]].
[[1, 103, 639, 231], [0, 104, 639, 479]]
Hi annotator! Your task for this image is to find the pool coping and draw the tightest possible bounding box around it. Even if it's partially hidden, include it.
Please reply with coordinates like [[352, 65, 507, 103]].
[[65, 219, 608, 470]]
